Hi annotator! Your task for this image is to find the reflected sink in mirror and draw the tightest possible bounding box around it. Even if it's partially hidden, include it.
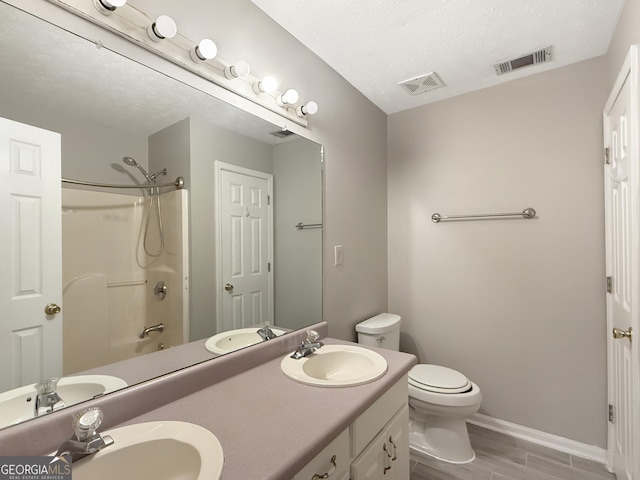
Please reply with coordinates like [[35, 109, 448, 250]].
[[68, 421, 224, 480], [205, 327, 288, 355], [281, 345, 388, 387], [0, 375, 127, 429]]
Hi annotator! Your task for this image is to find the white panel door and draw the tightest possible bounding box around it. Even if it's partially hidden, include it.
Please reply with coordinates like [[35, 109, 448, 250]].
[[0, 117, 62, 391], [604, 45, 640, 480], [215, 162, 273, 332]]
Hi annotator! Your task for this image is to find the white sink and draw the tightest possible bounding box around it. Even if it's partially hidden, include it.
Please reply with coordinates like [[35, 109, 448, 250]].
[[70, 421, 224, 480], [205, 327, 287, 355], [281, 345, 388, 387], [0, 375, 127, 428]]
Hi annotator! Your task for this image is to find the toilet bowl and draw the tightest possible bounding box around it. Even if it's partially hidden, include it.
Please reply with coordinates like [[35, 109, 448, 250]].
[[356, 313, 482, 464]]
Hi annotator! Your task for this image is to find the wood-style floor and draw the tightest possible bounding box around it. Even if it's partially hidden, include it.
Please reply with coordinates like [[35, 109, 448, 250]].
[[410, 424, 616, 480]]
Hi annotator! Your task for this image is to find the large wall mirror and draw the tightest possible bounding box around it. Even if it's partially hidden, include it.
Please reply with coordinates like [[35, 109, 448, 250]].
[[0, 1, 322, 430]]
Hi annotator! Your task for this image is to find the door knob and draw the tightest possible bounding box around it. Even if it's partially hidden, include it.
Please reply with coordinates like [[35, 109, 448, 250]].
[[44, 303, 61, 316], [613, 327, 632, 342], [224, 283, 234, 292]]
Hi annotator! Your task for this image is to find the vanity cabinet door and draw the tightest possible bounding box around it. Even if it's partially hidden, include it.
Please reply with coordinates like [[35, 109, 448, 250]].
[[384, 405, 409, 479], [293, 427, 350, 480], [350, 430, 388, 480], [351, 405, 409, 480]]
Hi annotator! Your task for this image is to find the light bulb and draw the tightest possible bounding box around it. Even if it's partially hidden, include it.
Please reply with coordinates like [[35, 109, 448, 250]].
[[190, 39, 217, 63], [224, 60, 251, 79], [296, 101, 318, 117], [93, 0, 126, 15], [148, 15, 177, 42], [276, 88, 299, 106], [252, 76, 278, 94]]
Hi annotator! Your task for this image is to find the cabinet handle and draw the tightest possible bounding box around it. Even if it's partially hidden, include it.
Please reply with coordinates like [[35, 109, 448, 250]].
[[311, 455, 337, 480], [388, 435, 398, 461], [383, 444, 392, 475]]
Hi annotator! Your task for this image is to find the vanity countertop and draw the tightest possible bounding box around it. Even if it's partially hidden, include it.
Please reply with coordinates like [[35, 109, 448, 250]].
[[114, 337, 416, 479], [0, 324, 416, 479]]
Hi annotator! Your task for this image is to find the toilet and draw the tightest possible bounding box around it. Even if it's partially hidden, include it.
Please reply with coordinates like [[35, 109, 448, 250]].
[[356, 313, 482, 464]]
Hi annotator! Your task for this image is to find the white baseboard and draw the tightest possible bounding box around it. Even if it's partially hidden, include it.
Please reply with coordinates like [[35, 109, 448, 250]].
[[468, 413, 608, 465]]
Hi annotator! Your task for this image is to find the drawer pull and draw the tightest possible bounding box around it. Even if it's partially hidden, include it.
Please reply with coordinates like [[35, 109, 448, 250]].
[[311, 455, 337, 480]]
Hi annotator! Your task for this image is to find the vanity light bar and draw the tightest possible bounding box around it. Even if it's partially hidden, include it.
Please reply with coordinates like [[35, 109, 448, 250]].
[[53, 0, 317, 126]]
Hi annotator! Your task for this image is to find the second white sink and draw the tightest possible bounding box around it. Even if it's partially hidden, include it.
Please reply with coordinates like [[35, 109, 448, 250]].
[[281, 345, 388, 387], [0, 375, 127, 428], [205, 327, 287, 355], [71, 421, 224, 480]]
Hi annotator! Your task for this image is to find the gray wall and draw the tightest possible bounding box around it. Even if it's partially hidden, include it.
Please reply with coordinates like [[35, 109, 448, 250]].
[[131, 0, 389, 342], [273, 139, 323, 330], [0, 102, 148, 187], [607, 0, 640, 88], [150, 117, 276, 341], [388, 57, 609, 447]]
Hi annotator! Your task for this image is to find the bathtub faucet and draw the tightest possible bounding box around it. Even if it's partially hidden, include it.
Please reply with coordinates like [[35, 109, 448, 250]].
[[139, 323, 164, 338]]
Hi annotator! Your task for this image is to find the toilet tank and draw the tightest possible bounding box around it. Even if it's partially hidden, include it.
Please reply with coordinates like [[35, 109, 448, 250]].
[[355, 313, 401, 351]]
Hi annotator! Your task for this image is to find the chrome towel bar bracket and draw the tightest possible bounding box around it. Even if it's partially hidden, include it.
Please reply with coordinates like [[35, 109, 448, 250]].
[[431, 208, 536, 223]]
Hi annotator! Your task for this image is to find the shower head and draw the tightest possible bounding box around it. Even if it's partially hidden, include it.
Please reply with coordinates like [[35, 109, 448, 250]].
[[122, 156, 138, 167], [122, 156, 152, 183]]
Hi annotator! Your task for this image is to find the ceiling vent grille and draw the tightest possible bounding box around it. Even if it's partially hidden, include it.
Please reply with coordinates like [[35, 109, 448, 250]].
[[494, 46, 553, 76], [270, 129, 296, 138], [398, 72, 446, 95]]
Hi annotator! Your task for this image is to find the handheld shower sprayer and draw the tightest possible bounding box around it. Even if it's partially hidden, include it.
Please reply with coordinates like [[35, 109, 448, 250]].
[[122, 156, 153, 183], [121, 156, 165, 257]]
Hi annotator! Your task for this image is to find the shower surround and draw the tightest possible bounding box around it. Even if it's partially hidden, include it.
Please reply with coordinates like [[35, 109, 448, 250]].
[[61, 188, 188, 375]]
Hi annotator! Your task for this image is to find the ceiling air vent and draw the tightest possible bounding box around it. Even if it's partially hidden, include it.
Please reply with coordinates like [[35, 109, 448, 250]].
[[398, 72, 445, 95], [494, 46, 553, 76], [270, 129, 296, 138]]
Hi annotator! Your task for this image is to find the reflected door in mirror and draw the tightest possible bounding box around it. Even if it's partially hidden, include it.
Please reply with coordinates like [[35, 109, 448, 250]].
[[0, 117, 62, 391], [218, 163, 273, 331]]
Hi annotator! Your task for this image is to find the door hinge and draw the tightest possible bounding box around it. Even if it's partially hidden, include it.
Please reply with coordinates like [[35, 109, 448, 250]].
[[609, 403, 615, 423], [606, 276, 613, 294], [267, 195, 271, 205], [268, 262, 271, 272], [604, 147, 611, 165]]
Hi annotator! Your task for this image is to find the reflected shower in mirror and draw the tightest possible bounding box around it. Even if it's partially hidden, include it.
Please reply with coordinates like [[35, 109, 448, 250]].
[[0, 0, 322, 429]]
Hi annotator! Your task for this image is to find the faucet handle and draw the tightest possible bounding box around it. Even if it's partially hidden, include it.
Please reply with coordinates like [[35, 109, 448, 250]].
[[73, 408, 104, 441], [35, 377, 60, 395], [306, 330, 320, 343]]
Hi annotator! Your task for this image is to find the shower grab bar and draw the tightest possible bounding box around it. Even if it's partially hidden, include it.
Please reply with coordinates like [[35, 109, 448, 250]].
[[431, 208, 536, 223], [295, 222, 323, 230], [107, 280, 147, 288], [62, 177, 185, 190]]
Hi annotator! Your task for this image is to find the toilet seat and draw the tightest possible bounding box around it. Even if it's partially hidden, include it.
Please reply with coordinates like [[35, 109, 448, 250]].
[[409, 365, 471, 394]]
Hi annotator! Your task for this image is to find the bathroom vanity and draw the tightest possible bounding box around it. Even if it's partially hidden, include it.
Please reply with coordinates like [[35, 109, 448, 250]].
[[0, 323, 416, 480]]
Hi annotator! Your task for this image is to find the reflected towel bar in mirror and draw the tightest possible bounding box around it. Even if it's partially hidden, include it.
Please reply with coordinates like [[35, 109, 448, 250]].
[[431, 208, 536, 223], [295, 222, 323, 230]]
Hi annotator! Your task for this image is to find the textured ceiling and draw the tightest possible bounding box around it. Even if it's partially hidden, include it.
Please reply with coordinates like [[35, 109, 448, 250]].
[[250, 0, 625, 114]]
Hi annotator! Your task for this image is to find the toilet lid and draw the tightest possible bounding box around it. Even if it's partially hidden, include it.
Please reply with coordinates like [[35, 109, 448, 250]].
[[408, 365, 471, 394]]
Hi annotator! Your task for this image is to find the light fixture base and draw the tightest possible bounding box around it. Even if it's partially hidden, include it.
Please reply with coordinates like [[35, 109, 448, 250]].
[[93, 0, 117, 15]]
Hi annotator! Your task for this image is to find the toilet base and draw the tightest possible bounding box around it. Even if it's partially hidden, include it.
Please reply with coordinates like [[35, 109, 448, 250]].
[[409, 416, 475, 464]]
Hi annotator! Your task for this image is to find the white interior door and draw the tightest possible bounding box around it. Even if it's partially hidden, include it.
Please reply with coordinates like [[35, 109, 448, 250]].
[[215, 161, 273, 332], [0, 117, 62, 391], [604, 45, 640, 480]]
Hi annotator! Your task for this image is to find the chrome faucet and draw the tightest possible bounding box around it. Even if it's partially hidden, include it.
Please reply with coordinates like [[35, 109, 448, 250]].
[[290, 330, 324, 359], [53, 408, 113, 463], [257, 324, 277, 341], [139, 323, 164, 338], [34, 377, 66, 417]]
